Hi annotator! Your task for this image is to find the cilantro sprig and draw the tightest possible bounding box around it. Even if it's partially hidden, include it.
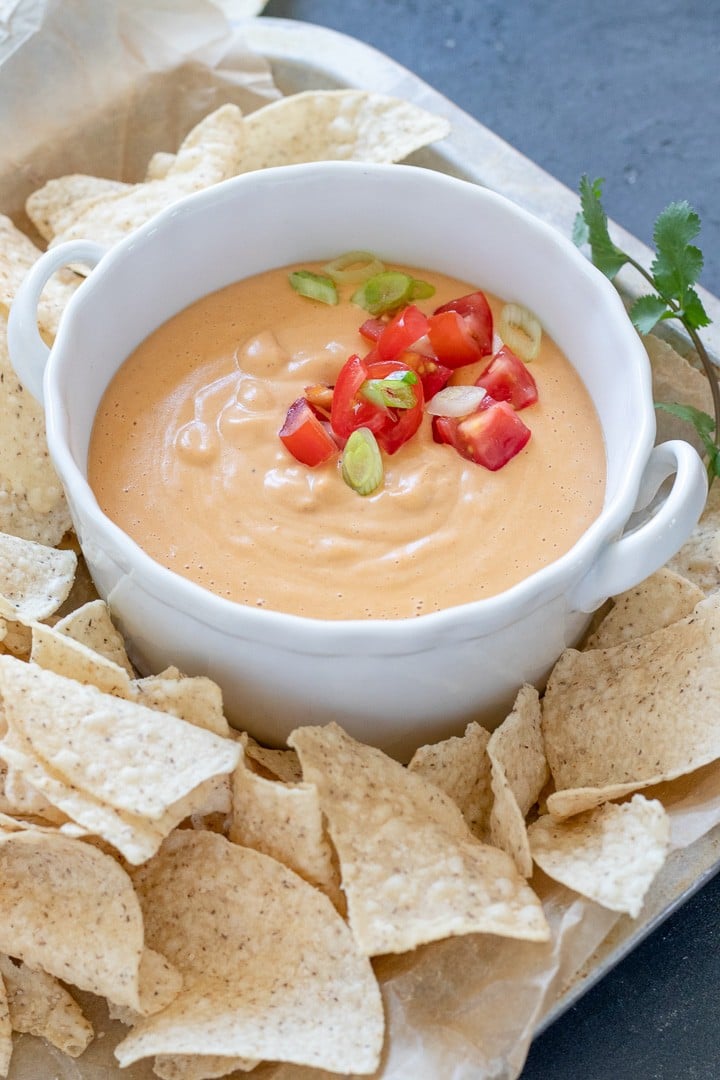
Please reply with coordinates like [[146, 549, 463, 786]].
[[573, 176, 719, 483]]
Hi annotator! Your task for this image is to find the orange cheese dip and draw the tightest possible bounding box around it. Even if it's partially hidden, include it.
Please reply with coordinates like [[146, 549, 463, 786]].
[[88, 264, 606, 619]]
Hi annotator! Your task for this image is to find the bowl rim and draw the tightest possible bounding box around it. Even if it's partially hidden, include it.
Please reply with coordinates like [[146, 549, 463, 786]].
[[45, 160, 655, 648]]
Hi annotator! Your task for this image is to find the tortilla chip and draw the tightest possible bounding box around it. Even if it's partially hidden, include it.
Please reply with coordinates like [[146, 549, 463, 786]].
[[0, 617, 32, 660], [30, 620, 134, 697], [407, 720, 493, 842], [0, 968, 10, 1077], [583, 567, 705, 650], [0, 656, 240, 862], [528, 796, 670, 917], [0, 531, 76, 621], [49, 104, 246, 249], [238, 90, 450, 170], [52, 597, 135, 673], [145, 151, 176, 181], [26, 174, 133, 243], [488, 685, 549, 877], [0, 312, 72, 545], [647, 333, 714, 455], [666, 477, 720, 595], [543, 593, 720, 818], [0, 953, 93, 1057], [153, 1054, 257, 1079], [289, 723, 549, 955], [132, 671, 230, 736], [241, 733, 303, 783], [0, 828, 180, 1014], [229, 748, 343, 909], [115, 831, 384, 1074]]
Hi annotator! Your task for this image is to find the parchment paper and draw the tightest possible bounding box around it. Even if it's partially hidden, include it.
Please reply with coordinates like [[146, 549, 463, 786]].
[[1, 4, 719, 1079]]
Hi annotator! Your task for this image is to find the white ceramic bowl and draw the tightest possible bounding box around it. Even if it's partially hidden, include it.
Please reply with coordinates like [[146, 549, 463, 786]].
[[8, 162, 707, 759]]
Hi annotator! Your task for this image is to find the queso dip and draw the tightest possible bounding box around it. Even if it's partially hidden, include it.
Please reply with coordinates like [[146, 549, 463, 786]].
[[88, 263, 605, 619]]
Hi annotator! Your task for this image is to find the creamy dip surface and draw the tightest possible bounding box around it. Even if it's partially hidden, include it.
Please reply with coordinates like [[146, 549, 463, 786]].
[[89, 263, 606, 620]]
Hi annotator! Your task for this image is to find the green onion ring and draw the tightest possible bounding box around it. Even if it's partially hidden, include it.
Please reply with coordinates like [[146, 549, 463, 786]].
[[323, 251, 385, 285]]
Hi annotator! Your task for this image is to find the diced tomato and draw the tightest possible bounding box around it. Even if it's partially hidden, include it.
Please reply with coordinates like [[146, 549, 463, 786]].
[[426, 310, 488, 369], [330, 354, 424, 455], [376, 305, 429, 361], [279, 398, 339, 467], [358, 317, 386, 343], [433, 290, 494, 357], [475, 345, 538, 410], [401, 351, 453, 401], [433, 400, 531, 471]]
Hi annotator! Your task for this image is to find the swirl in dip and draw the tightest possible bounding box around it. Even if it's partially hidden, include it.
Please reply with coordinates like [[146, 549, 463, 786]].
[[88, 263, 605, 619]]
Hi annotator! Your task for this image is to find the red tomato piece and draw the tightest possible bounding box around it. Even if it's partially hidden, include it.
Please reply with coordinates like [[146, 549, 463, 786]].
[[331, 355, 386, 440], [358, 317, 386, 343], [433, 290, 494, 357], [364, 357, 425, 454], [434, 400, 531, 471], [377, 305, 429, 361], [279, 398, 339, 467], [401, 351, 453, 401], [475, 345, 539, 410], [426, 310, 488, 369]]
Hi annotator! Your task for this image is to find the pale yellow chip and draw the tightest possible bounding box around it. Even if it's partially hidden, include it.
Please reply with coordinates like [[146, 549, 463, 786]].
[[52, 597, 135, 674], [49, 104, 246, 249], [0, 966, 11, 1077], [0, 953, 93, 1057], [407, 720, 492, 842], [115, 830, 385, 1074], [528, 795, 670, 917], [0, 828, 180, 1014], [153, 1054, 257, 1079], [145, 150, 177, 182], [583, 567, 705, 650], [0, 656, 240, 862], [0, 531, 76, 621], [238, 90, 450, 171], [0, 617, 32, 660], [241, 732, 303, 783], [666, 477, 720, 595], [30, 620, 134, 697], [25, 174, 133, 243], [0, 311, 72, 545], [543, 593, 720, 818], [647, 333, 714, 457], [132, 671, 230, 736], [289, 722, 549, 955], [230, 746, 343, 909], [488, 685, 549, 877]]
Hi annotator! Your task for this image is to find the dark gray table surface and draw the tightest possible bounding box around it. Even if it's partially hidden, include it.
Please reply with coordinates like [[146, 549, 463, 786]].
[[261, 2, 720, 1077]]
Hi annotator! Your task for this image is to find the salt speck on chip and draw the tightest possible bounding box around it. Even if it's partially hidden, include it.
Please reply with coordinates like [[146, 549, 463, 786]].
[[289, 722, 549, 955]]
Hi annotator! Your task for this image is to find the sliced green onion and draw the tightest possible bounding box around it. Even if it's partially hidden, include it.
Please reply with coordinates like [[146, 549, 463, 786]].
[[360, 371, 419, 410], [323, 250, 385, 284], [408, 277, 436, 300], [288, 270, 338, 305], [498, 302, 542, 361], [351, 271, 414, 316], [341, 428, 384, 496]]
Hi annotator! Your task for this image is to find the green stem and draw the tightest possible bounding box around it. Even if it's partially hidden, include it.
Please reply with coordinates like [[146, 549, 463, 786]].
[[625, 255, 720, 444]]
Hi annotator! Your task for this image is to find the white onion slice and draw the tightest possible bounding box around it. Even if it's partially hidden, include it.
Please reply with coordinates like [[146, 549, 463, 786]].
[[425, 385, 487, 417], [498, 303, 542, 361], [408, 333, 435, 357]]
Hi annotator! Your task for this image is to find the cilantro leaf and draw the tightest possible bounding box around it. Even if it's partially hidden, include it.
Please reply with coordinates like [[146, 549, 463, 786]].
[[680, 285, 711, 331], [651, 201, 705, 311], [575, 176, 629, 279], [630, 294, 669, 335]]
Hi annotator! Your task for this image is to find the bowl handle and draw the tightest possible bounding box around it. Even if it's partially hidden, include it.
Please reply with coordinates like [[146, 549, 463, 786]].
[[569, 439, 709, 613], [7, 240, 107, 404]]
